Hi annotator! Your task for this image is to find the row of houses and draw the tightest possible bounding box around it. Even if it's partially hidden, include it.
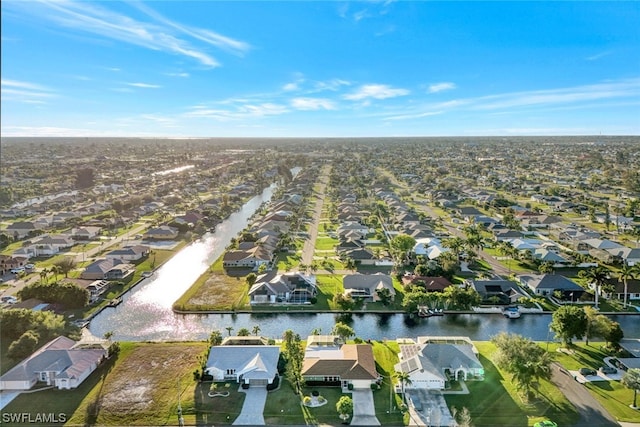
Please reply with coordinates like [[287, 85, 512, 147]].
[[247, 271, 397, 304], [205, 334, 484, 393]]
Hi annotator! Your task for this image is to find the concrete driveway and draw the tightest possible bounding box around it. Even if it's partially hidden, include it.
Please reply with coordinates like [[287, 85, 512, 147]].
[[350, 388, 381, 426], [233, 387, 267, 425]]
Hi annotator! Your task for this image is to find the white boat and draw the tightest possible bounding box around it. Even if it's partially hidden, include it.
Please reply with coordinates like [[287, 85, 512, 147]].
[[503, 307, 521, 319]]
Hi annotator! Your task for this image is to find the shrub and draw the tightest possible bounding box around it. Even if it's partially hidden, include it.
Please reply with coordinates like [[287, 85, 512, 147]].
[[303, 396, 312, 405], [312, 390, 320, 397], [309, 297, 318, 304], [318, 396, 325, 403], [347, 383, 354, 390], [353, 337, 363, 344]]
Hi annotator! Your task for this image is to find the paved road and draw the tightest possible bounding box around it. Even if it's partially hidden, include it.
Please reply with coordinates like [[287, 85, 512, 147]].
[[549, 362, 620, 427], [300, 165, 331, 267]]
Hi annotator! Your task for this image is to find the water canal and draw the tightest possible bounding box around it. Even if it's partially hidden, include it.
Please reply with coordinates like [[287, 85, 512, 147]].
[[90, 174, 640, 343]]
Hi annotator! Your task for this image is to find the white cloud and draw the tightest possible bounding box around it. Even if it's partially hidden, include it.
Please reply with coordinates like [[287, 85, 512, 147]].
[[586, 51, 613, 61], [313, 79, 351, 92], [1, 79, 55, 103], [166, 72, 190, 78], [428, 82, 456, 93], [384, 111, 443, 121], [291, 97, 336, 111], [9, 0, 251, 67], [283, 82, 300, 91], [126, 82, 162, 89], [184, 102, 289, 121], [343, 84, 409, 101]]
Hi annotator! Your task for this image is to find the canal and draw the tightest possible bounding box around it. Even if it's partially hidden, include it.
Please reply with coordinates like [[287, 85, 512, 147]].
[[90, 173, 640, 343]]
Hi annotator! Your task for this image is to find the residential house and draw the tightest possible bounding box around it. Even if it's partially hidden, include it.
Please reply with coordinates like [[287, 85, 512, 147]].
[[86, 280, 110, 303], [603, 278, 640, 301], [336, 222, 369, 237], [0, 254, 26, 275], [205, 345, 280, 387], [517, 274, 584, 299], [394, 339, 484, 390], [5, 221, 40, 239], [402, 274, 452, 292], [0, 336, 107, 391], [605, 247, 640, 267], [81, 258, 131, 280], [222, 245, 273, 269], [70, 226, 102, 241], [248, 272, 317, 304], [105, 245, 150, 262], [302, 339, 378, 390], [143, 226, 179, 240], [465, 279, 526, 304], [341, 247, 377, 265], [343, 273, 395, 302]]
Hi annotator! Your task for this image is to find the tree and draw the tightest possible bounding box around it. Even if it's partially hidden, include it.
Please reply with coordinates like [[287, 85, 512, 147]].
[[7, 330, 40, 360], [54, 257, 77, 278], [621, 368, 640, 409], [579, 266, 610, 309], [394, 371, 413, 405], [618, 264, 636, 309], [209, 330, 223, 346], [343, 257, 356, 272], [389, 234, 416, 266], [443, 237, 464, 259], [333, 293, 356, 311], [376, 288, 393, 306], [237, 328, 250, 336], [245, 273, 257, 287], [538, 262, 555, 275], [451, 406, 473, 427], [491, 332, 552, 400], [336, 395, 353, 421], [283, 330, 305, 395], [550, 305, 588, 346], [225, 326, 234, 336], [332, 322, 355, 344], [252, 325, 261, 336]]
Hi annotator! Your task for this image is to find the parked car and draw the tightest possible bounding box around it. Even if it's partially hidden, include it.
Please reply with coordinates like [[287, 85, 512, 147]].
[[579, 368, 597, 376], [25, 263, 35, 270], [599, 366, 617, 374], [10, 267, 25, 274]]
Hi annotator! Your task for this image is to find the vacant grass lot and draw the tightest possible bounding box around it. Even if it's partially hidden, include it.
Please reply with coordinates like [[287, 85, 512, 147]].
[[173, 257, 249, 311], [67, 342, 207, 426], [445, 342, 579, 427]]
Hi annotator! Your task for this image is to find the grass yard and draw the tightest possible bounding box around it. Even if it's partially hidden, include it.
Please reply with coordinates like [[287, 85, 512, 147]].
[[173, 257, 249, 311], [548, 342, 639, 422], [586, 381, 640, 423], [371, 341, 408, 425], [445, 342, 579, 426], [192, 381, 246, 425], [65, 342, 207, 426], [315, 235, 340, 251]]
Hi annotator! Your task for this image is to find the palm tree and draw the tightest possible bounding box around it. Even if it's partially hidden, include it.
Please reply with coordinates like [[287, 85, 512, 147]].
[[225, 326, 234, 336], [621, 368, 640, 409], [580, 266, 610, 310], [394, 371, 413, 406], [252, 325, 261, 336], [39, 269, 48, 284], [618, 263, 636, 309], [344, 257, 357, 272], [443, 237, 464, 260]]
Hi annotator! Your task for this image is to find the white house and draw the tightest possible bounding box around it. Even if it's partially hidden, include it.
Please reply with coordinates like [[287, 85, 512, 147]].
[[394, 339, 484, 391], [0, 336, 106, 391], [205, 345, 280, 387]]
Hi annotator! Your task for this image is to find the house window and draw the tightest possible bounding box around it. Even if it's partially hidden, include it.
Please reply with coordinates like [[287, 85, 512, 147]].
[[39, 372, 48, 381], [226, 369, 236, 375]]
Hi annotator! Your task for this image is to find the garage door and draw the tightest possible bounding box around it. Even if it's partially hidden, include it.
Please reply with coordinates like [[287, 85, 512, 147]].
[[250, 379, 268, 386]]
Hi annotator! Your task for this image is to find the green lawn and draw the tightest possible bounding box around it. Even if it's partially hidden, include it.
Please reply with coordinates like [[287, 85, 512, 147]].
[[64, 342, 207, 426], [445, 342, 579, 427], [315, 235, 340, 251], [548, 342, 639, 422]]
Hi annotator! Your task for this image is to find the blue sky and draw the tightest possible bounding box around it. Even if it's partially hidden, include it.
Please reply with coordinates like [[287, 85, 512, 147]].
[[1, 1, 639, 137]]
